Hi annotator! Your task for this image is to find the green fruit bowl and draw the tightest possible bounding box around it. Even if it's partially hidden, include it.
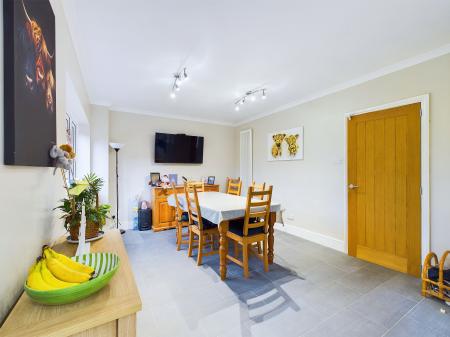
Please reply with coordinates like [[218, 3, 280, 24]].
[[24, 252, 120, 305]]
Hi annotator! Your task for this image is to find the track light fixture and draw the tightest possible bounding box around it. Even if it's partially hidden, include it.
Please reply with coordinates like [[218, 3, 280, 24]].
[[170, 67, 188, 99], [234, 88, 267, 110]]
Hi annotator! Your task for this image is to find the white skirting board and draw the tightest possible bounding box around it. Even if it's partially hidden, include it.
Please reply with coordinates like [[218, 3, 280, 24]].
[[275, 223, 346, 253]]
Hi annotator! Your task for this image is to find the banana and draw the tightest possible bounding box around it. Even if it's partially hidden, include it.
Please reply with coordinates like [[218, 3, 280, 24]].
[[43, 246, 95, 275], [26, 261, 53, 291], [43, 250, 92, 283], [40, 259, 79, 289]]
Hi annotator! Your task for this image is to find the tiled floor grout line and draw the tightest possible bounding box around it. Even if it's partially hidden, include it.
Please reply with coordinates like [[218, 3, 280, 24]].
[[379, 298, 424, 337]]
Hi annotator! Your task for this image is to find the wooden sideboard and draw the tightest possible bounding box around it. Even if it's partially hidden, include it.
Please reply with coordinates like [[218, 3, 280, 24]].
[[0, 230, 141, 337], [151, 184, 219, 231]]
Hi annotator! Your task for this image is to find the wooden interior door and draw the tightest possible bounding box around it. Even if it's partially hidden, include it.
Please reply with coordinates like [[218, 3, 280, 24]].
[[348, 103, 421, 277]]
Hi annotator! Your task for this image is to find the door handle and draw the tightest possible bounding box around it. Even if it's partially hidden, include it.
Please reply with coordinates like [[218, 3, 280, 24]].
[[348, 184, 359, 190]]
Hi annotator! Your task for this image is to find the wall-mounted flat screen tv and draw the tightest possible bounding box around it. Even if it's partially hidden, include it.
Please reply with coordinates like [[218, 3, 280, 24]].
[[155, 132, 204, 164]]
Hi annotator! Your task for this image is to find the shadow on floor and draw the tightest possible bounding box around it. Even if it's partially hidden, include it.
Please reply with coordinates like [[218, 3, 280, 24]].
[[194, 247, 304, 337]]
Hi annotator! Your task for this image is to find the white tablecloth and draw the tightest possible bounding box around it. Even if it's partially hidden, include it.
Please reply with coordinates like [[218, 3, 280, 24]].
[[167, 192, 281, 225]]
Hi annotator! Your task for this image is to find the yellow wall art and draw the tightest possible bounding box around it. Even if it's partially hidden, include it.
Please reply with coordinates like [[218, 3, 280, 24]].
[[267, 127, 304, 161]]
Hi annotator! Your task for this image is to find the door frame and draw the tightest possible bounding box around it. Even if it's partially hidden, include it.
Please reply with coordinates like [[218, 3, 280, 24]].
[[344, 94, 430, 266], [240, 128, 253, 193]]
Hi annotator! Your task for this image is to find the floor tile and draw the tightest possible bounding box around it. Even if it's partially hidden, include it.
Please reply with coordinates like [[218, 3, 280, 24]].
[[384, 315, 448, 337], [407, 298, 450, 335], [302, 308, 387, 337], [349, 287, 417, 328]]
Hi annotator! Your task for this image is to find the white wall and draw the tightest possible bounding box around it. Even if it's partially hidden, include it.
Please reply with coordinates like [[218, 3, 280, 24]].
[[0, 0, 90, 322], [108, 110, 236, 229], [65, 73, 90, 179], [90, 105, 110, 203], [237, 53, 450, 257]]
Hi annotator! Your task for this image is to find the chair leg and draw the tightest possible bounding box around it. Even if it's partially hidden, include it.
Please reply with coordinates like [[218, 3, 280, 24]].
[[243, 242, 249, 278], [176, 224, 182, 251], [256, 242, 262, 254], [263, 238, 269, 273], [197, 233, 204, 266], [187, 227, 194, 257]]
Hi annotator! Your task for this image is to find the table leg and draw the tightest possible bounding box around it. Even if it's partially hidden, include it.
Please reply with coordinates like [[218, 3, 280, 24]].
[[219, 220, 229, 280], [268, 212, 276, 264]]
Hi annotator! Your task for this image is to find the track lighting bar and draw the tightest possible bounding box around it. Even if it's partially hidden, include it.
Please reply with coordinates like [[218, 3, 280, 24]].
[[234, 88, 267, 111], [170, 67, 189, 99]]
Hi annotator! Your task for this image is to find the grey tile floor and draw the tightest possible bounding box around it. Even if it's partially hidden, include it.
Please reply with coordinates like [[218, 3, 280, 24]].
[[123, 229, 450, 337]]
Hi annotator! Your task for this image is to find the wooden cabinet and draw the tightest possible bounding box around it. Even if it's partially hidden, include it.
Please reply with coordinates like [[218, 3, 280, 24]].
[[0, 230, 141, 337], [151, 184, 219, 232]]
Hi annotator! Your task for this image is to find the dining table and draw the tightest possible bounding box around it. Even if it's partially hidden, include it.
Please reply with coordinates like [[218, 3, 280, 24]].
[[167, 191, 281, 280]]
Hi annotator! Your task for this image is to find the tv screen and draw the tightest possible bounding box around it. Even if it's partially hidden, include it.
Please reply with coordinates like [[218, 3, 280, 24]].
[[155, 133, 204, 164]]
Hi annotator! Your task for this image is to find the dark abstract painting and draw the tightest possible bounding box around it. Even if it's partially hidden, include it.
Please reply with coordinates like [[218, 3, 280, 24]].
[[4, 0, 56, 166]]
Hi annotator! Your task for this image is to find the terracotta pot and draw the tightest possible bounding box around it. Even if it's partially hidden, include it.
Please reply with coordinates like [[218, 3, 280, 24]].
[[69, 221, 100, 241]]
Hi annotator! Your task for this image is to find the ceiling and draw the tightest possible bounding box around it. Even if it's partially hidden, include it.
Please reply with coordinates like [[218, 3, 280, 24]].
[[62, 0, 450, 125]]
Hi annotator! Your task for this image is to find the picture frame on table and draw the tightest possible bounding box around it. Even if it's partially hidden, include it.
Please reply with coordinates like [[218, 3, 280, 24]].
[[168, 174, 178, 185], [207, 176, 215, 185], [150, 172, 160, 186]]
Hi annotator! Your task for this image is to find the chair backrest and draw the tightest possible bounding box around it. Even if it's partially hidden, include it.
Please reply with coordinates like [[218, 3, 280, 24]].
[[243, 185, 273, 236], [227, 177, 242, 196], [186, 181, 205, 193], [184, 183, 205, 230], [252, 181, 266, 200], [171, 182, 184, 222]]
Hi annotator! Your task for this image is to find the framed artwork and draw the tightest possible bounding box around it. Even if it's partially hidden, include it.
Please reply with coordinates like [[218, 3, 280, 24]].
[[168, 174, 178, 185], [4, 0, 56, 166], [267, 127, 304, 161], [207, 176, 215, 185], [150, 172, 160, 186]]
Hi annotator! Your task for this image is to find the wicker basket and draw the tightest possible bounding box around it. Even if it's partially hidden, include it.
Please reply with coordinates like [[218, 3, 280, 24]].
[[422, 250, 450, 302], [69, 221, 100, 241]]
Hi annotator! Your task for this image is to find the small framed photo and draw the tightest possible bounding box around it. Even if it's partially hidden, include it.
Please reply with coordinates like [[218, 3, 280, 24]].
[[207, 176, 215, 185], [168, 174, 178, 185], [150, 172, 160, 186]]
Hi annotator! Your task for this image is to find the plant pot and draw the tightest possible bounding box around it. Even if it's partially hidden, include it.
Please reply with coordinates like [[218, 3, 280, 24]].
[[69, 221, 100, 241], [85, 220, 100, 239]]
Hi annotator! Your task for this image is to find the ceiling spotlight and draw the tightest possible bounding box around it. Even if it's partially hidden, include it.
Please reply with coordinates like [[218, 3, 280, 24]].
[[234, 87, 267, 110], [235, 105, 240, 111], [170, 67, 189, 98]]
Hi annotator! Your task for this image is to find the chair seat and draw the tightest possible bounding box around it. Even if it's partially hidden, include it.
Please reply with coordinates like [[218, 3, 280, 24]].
[[193, 217, 217, 230], [228, 219, 265, 237], [180, 212, 189, 222]]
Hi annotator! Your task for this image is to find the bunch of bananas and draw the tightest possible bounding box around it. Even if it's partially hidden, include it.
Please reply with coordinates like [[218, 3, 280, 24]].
[[26, 246, 95, 291]]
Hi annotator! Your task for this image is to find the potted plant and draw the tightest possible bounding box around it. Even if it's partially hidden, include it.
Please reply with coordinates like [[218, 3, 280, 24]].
[[55, 173, 111, 240]]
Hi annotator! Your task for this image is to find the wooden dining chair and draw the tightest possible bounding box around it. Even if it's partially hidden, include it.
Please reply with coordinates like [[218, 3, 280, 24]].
[[226, 177, 242, 196], [250, 181, 266, 253], [186, 181, 205, 192], [226, 185, 273, 278], [185, 183, 219, 265], [171, 182, 190, 251], [252, 181, 266, 199]]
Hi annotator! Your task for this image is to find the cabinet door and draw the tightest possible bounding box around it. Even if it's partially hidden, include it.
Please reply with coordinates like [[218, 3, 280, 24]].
[[159, 201, 175, 223]]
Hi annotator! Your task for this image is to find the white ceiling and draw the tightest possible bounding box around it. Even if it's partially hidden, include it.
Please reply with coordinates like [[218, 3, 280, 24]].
[[62, 0, 450, 125]]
